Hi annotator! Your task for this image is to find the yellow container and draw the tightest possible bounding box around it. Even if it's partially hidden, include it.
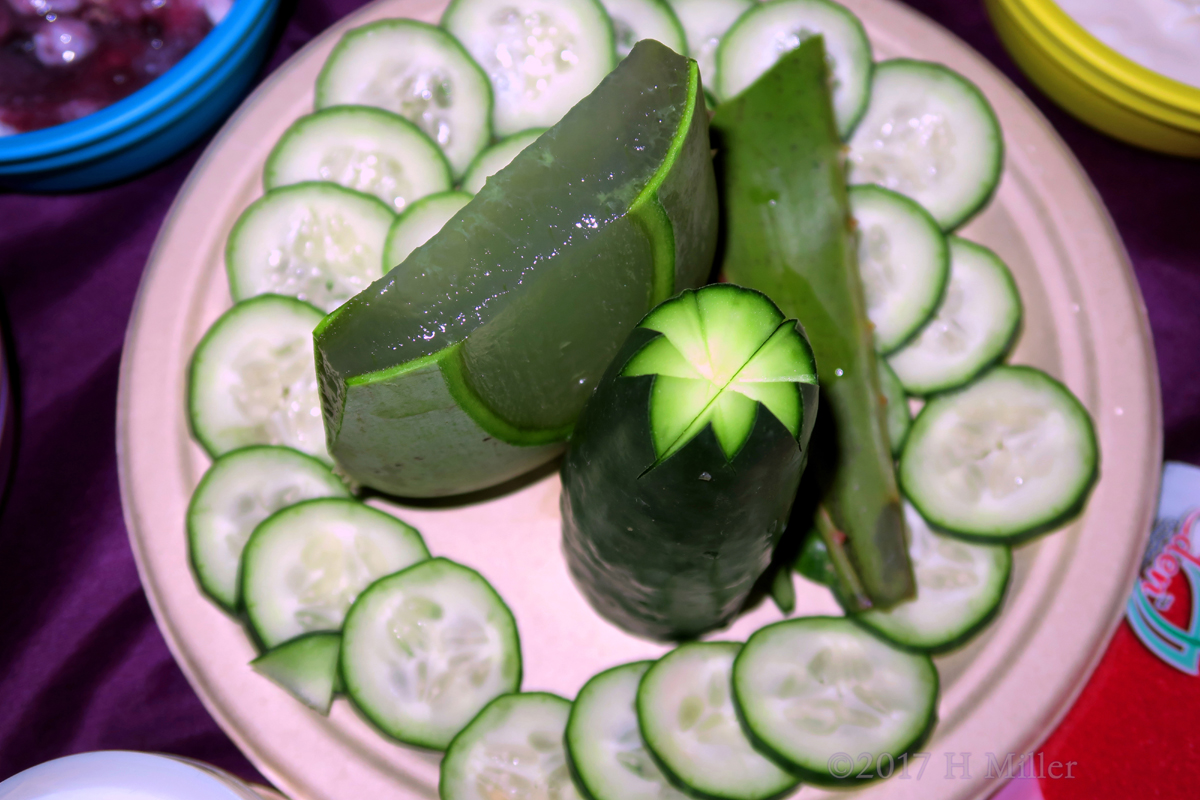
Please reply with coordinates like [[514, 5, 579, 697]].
[[986, 0, 1200, 157]]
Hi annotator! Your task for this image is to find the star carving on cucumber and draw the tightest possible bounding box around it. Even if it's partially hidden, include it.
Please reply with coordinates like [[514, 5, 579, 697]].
[[622, 286, 817, 463]]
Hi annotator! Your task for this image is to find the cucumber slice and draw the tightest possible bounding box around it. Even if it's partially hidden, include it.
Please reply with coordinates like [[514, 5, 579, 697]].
[[264, 106, 453, 214], [850, 185, 949, 354], [315, 41, 717, 498], [562, 284, 818, 639], [715, 0, 872, 137], [315, 19, 493, 178], [886, 237, 1021, 396], [878, 359, 910, 458], [733, 616, 938, 784], [566, 662, 688, 800], [637, 642, 799, 800], [668, 0, 753, 92], [846, 59, 1004, 231], [226, 183, 394, 313], [341, 558, 521, 750], [187, 295, 328, 462], [187, 445, 351, 612], [250, 631, 342, 714], [900, 366, 1099, 541], [602, 0, 687, 58], [441, 693, 581, 800], [383, 190, 473, 269], [442, 0, 617, 137], [854, 502, 1011, 652], [459, 128, 545, 194], [241, 498, 429, 649]]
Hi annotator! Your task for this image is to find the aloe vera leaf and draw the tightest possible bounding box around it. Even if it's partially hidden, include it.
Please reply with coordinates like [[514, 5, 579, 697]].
[[314, 41, 718, 498], [710, 38, 914, 608]]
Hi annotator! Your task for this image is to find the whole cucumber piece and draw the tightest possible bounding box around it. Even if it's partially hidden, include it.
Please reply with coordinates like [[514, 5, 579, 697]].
[[711, 38, 914, 608], [561, 284, 818, 639]]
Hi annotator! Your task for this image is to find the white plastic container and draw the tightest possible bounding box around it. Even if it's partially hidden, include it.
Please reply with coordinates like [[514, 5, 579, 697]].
[[0, 752, 265, 800], [1054, 0, 1200, 89]]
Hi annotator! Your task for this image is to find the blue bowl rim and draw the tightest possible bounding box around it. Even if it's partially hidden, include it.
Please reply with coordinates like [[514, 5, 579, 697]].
[[0, 0, 277, 164]]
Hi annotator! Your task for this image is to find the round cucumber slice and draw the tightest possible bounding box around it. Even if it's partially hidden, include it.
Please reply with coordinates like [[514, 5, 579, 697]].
[[900, 365, 1099, 541], [733, 616, 938, 784], [441, 693, 581, 800], [341, 558, 521, 750], [853, 502, 1011, 652], [566, 662, 688, 800], [637, 642, 800, 800], [226, 182, 394, 313], [383, 190, 473, 269], [879, 358, 910, 458], [442, 0, 617, 137], [846, 59, 1003, 231], [188, 295, 328, 462], [187, 445, 351, 612], [886, 237, 1021, 396], [669, 0, 753, 92], [459, 128, 545, 194], [602, 0, 686, 58], [850, 184, 949, 354], [314, 41, 717, 498], [264, 106, 453, 214], [241, 498, 429, 649], [315, 19, 493, 177], [715, 0, 872, 137]]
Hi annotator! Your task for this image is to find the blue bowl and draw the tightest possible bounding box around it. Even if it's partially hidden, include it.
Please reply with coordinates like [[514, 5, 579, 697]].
[[0, 0, 280, 191]]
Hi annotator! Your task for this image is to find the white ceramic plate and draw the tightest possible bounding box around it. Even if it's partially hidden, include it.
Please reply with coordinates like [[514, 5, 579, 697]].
[[117, 1, 1162, 798]]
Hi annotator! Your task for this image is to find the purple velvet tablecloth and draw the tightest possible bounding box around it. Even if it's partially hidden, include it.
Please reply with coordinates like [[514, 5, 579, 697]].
[[0, 0, 1197, 790]]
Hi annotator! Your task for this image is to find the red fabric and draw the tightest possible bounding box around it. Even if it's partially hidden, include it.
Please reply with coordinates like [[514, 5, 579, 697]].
[[1039, 623, 1200, 798]]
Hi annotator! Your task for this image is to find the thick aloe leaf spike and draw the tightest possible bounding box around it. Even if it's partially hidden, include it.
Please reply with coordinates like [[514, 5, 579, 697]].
[[314, 41, 719, 498], [711, 38, 915, 608]]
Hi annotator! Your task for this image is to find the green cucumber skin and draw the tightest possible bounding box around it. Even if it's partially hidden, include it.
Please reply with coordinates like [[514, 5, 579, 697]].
[[314, 42, 717, 499], [561, 328, 809, 641], [710, 38, 914, 609]]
